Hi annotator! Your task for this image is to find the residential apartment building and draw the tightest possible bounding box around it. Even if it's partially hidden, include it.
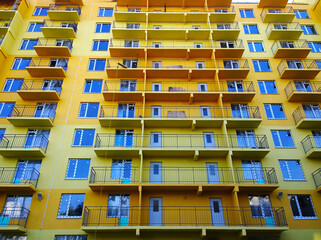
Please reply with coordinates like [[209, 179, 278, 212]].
[[0, 0, 320, 239]]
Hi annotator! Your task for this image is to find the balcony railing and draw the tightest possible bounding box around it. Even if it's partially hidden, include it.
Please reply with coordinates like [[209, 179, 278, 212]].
[[213, 39, 243, 49], [28, 57, 68, 70], [292, 106, 321, 125], [100, 105, 144, 118], [109, 39, 213, 48], [234, 167, 278, 185], [90, 167, 140, 184], [216, 59, 249, 69], [223, 106, 261, 119], [219, 81, 254, 93], [49, 4, 81, 16], [0, 35, 4, 46], [145, 81, 219, 92], [211, 22, 239, 30], [94, 134, 228, 149], [208, 6, 236, 14], [271, 40, 310, 56], [0, 207, 29, 228], [148, 22, 210, 30], [284, 81, 321, 99], [301, 135, 321, 154], [43, 20, 78, 32], [10, 105, 56, 122], [312, 168, 321, 189], [0, 19, 11, 28], [0, 167, 40, 187], [0, 134, 49, 153], [20, 79, 62, 95], [103, 80, 144, 92], [82, 206, 287, 227], [277, 59, 320, 75], [266, 22, 301, 37], [145, 59, 215, 69], [228, 135, 269, 149], [260, 6, 294, 20], [36, 37, 73, 50]]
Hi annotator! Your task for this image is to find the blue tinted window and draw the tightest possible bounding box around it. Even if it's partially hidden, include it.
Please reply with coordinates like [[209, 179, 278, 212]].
[[253, 60, 271, 72], [78, 103, 99, 118], [2, 79, 23, 92], [84, 80, 102, 93], [92, 40, 109, 51], [34, 7, 49, 16], [0, 129, 5, 141], [28, 23, 44, 32], [279, 160, 305, 181], [0, 102, 14, 117], [294, 10, 309, 19], [57, 194, 85, 218], [55, 236, 87, 240], [88, 59, 106, 71], [66, 159, 90, 179], [271, 130, 295, 148], [264, 104, 286, 119], [12, 58, 31, 70], [248, 42, 264, 52], [98, 8, 113, 17], [95, 23, 111, 33], [258, 81, 278, 94], [316, 60, 321, 69], [20, 39, 38, 50], [240, 9, 255, 18], [301, 25, 318, 35], [72, 129, 95, 147], [243, 24, 259, 34], [308, 42, 321, 52]]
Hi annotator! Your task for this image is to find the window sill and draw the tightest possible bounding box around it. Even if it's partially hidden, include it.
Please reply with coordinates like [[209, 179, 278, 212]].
[[65, 178, 88, 180], [71, 145, 94, 147], [283, 179, 306, 182], [275, 147, 296, 149], [293, 217, 318, 220], [57, 216, 82, 219]]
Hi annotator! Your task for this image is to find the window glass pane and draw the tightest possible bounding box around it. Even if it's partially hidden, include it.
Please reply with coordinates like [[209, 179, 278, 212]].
[[99, 41, 109, 50], [75, 159, 90, 179], [254, 42, 264, 52], [68, 194, 85, 217], [73, 130, 82, 146], [79, 103, 87, 117], [81, 129, 95, 146], [249, 25, 258, 33], [289, 195, 300, 217], [58, 194, 70, 217], [34, 23, 44, 32], [88, 60, 95, 70], [297, 195, 315, 217], [0, 102, 14, 117], [271, 104, 285, 119], [101, 24, 111, 33], [86, 103, 99, 118], [91, 80, 102, 93], [92, 41, 98, 50], [66, 160, 77, 179], [279, 160, 305, 180], [95, 60, 106, 70]]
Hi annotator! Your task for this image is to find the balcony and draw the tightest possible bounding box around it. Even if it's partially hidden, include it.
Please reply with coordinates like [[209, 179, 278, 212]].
[[26, 58, 68, 78], [208, 0, 232, 7], [81, 206, 287, 231], [99, 105, 144, 127], [94, 134, 229, 159], [209, 6, 236, 22], [266, 23, 302, 40], [292, 106, 321, 129], [312, 168, 321, 192], [109, 39, 146, 58], [234, 167, 278, 191], [106, 59, 144, 78], [0, 207, 29, 233], [145, 81, 220, 103], [214, 40, 244, 58], [211, 22, 240, 40], [144, 106, 224, 128], [53, 0, 84, 5], [261, 7, 295, 23], [0, 134, 48, 158], [114, 5, 147, 22], [112, 21, 146, 39], [271, 40, 311, 58], [277, 60, 321, 79], [48, 4, 81, 21], [7, 105, 55, 127], [258, 0, 288, 8], [17, 79, 62, 101], [0, 167, 39, 193], [102, 80, 144, 101], [217, 60, 250, 79], [41, 20, 77, 38], [0, 19, 11, 36], [301, 135, 321, 158], [229, 134, 270, 158], [34, 38, 72, 57], [220, 81, 255, 102], [285, 81, 321, 102], [223, 106, 261, 128], [0, 9, 15, 20]]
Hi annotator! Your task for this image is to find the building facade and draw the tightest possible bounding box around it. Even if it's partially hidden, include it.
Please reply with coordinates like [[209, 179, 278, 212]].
[[0, 0, 321, 239]]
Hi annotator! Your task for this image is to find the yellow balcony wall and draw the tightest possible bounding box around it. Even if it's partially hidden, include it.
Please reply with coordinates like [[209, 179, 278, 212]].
[[109, 39, 145, 58], [47, 4, 81, 21], [277, 60, 321, 79], [302, 135, 321, 158], [258, 0, 288, 8], [223, 106, 262, 128], [41, 20, 77, 38], [266, 23, 303, 40], [208, 0, 232, 7], [261, 7, 295, 23], [106, 58, 145, 78], [0, 10, 15, 20], [293, 106, 321, 129], [217, 59, 250, 79], [214, 40, 244, 58], [112, 21, 146, 39], [209, 6, 236, 22], [54, 0, 84, 6], [220, 81, 255, 102], [272, 40, 311, 58], [211, 22, 240, 40], [102, 80, 144, 101], [285, 81, 321, 102], [34, 38, 72, 57], [26, 58, 68, 78], [0, 19, 11, 36]]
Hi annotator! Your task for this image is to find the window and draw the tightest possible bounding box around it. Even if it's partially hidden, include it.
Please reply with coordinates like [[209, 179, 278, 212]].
[[83, 80, 102, 93], [264, 104, 286, 119], [12, 58, 31, 70], [95, 23, 111, 33], [125, 40, 139, 47], [42, 79, 62, 94], [115, 129, 134, 147], [128, 23, 141, 29], [0, 102, 14, 117], [253, 60, 271, 72], [111, 159, 132, 182], [196, 61, 205, 69], [242, 161, 265, 183], [72, 129, 95, 147], [55, 236, 87, 240], [98, 8, 113, 17], [258, 81, 278, 94], [286, 60, 303, 69], [123, 59, 138, 68], [66, 159, 90, 180], [243, 24, 259, 34], [49, 59, 68, 70], [57, 194, 85, 218], [309, 42, 321, 53], [88, 59, 106, 71], [301, 25, 318, 35], [280, 41, 295, 48], [223, 60, 239, 69], [92, 40, 109, 51], [14, 160, 41, 182], [288, 195, 316, 219], [78, 103, 99, 118], [240, 9, 255, 18], [279, 160, 305, 181], [153, 25, 162, 29], [2, 79, 23, 92], [217, 24, 231, 29], [0, 129, 5, 141], [274, 24, 288, 30], [316, 60, 321, 69], [20, 39, 38, 50], [249, 195, 273, 219], [107, 195, 130, 218], [271, 130, 295, 148], [294, 10, 309, 19], [248, 42, 265, 52], [128, 8, 141, 12], [194, 43, 203, 48], [33, 7, 49, 16], [152, 61, 161, 68], [192, 25, 201, 29], [27, 22, 44, 32]]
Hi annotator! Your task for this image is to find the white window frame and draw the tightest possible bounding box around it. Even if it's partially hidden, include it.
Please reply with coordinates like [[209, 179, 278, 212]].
[[264, 104, 285, 119], [57, 194, 85, 218], [253, 60, 271, 72], [309, 42, 321, 52], [92, 40, 108, 51], [240, 9, 254, 18], [301, 25, 318, 35], [279, 160, 305, 181], [294, 10, 309, 19], [33, 7, 48, 16], [243, 24, 259, 34], [72, 129, 95, 146], [88, 59, 106, 71], [2, 79, 23, 92], [65, 159, 90, 180], [258, 80, 278, 94], [78, 103, 99, 118], [98, 8, 113, 16], [83, 79, 102, 93], [20, 39, 37, 50], [194, 43, 203, 48], [152, 61, 161, 69], [220, 41, 235, 48], [248, 41, 265, 52], [12, 58, 31, 70], [271, 130, 294, 148], [289, 195, 317, 219]]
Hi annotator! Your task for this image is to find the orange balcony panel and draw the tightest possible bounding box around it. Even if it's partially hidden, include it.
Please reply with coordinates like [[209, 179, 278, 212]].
[[147, 48, 187, 58], [144, 119, 193, 128], [114, 12, 147, 22], [106, 69, 145, 78], [215, 48, 244, 58], [145, 92, 191, 102], [209, 13, 236, 22], [218, 69, 250, 79], [112, 29, 146, 39], [222, 92, 255, 102], [191, 93, 220, 102], [99, 118, 142, 128], [267, 29, 302, 40], [41, 27, 76, 38], [273, 48, 311, 58], [287, 92, 321, 102], [238, 184, 279, 192], [188, 49, 213, 58], [34, 46, 71, 57], [226, 119, 262, 128], [7, 117, 54, 127], [185, 13, 208, 22], [146, 69, 189, 78], [280, 69, 321, 79], [103, 91, 144, 101], [26, 67, 66, 78], [117, 0, 147, 5], [148, 13, 185, 22], [258, 0, 288, 8], [148, 0, 205, 6], [262, 13, 295, 23], [190, 69, 216, 79], [48, 10, 80, 21], [89, 183, 139, 192], [208, 0, 232, 7], [147, 30, 186, 40], [56, 0, 84, 5], [212, 29, 240, 40], [17, 90, 60, 101], [186, 30, 211, 40], [94, 148, 141, 158], [0, 184, 36, 193], [109, 47, 145, 58], [0, 10, 16, 20]]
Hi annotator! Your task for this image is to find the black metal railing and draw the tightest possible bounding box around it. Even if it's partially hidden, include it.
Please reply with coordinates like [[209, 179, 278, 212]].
[[36, 38, 73, 51], [234, 167, 278, 185], [312, 168, 321, 189], [20, 79, 62, 95], [89, 167, 140, 184], [277, 59, 320, 76], [28, 57, 68, 71], [0, 207, 29, 228], [228, 135, 269, 149], [109, 39, 213, 48], [222, 106, 261, 119], [0, 134, 49, 153], [82, 206, 287, 227], [292, 106, 321, 125], [0, 167, 39, 187], [43, 20, 78, 33], [220, 81, 254, 93], [271, 40, 309, 56], [266, 22, 301, 37], [100, 105, 144, 118], [49, 4, 81, 16], [10, 105, 56, 122], [284, 81, 321, 99], [301, 135, 321, 154]]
